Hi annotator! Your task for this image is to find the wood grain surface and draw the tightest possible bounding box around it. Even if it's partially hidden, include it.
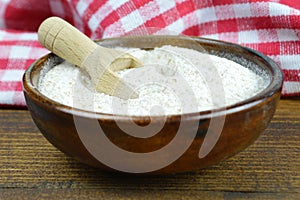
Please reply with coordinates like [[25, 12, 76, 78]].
[[0, 99, 299, 199]]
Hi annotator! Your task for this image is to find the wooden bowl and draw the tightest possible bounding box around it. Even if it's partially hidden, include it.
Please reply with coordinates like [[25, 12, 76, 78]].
[[23, 36, 283, 174]]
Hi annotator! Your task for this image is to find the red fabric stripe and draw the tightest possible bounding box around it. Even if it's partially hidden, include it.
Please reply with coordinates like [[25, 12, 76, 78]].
[[183, 25, 200, 36], [61, 1, 75, 25], [243, 42, 281, 55], [211, 0, 238, 6], [0, 59, 36, 70], [278, 0, 300, 10], [283, 69, 300, 82], [193, 0, 214, 9], [280, 41, 300, 55], [117, 1, 138, 18], [145, 14, 166, 28], [85, 0, 108, 17], [4, 0, 52, 31], [0, 41, 42, 47], [237, 16, 300, 31], [0, 60, 9, 70], [132, 0, 152, 9], [217, 19, 239, 33], [100, 10, 120, 28], [0, 81, 23, 91], [183, 22, 218, 36], [241, 41, 300, 56], [282, 91, 300, 97], [161, 7, 181, 24], [176, 1, 195, 17]]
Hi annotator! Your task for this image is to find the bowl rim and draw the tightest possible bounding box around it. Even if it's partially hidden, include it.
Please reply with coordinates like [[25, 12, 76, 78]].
[[23, 35, 283, 122]]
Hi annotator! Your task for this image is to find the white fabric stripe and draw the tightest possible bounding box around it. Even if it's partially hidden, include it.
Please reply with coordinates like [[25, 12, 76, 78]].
[[202, 34, 219, 40], [102, 21, 123, 37], [12, 92, 26, 105], [283, 82, 300, 94], [164, 18, 185, 35], [238, 30, 259, 44], [139, 1, 161, 21], [269, 2, 292, 16], [9, 46, 31, 59], [0, 70, 24, 81], [165, 8, 216, 34], [280, 55, 300, 70], [19, 33, 38, 40], [277, 29, 299, 42], [0, 46, 9, 58], [76, 0, 89, 16], [0, 31, 37, 41], [196, 7, 217, 23], [29, 48, 49, 59], [0, 31, 5, 40], [3, 45, 46, 60], [156, 0, 176, 13], [0, 91, 15, 105], [95, 5, 110, 24], [215, 4, 236, 20], [88, 15, 99, 32], [205, 29, 299, 44], [233, 3, 252, 18], [121, 10, 144, 32], [108, 0, 128, 10]]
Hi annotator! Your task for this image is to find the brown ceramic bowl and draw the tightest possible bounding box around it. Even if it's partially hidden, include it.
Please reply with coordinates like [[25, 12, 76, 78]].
[[23, 36, 283, 174]]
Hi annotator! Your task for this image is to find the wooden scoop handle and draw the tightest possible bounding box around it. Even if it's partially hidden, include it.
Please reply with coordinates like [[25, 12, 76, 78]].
[[38, 17, 139, 99], [38, 17, 97, 67]]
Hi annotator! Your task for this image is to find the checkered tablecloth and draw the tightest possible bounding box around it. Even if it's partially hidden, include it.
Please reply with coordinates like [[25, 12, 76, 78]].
[[0, 0, 299, 107]]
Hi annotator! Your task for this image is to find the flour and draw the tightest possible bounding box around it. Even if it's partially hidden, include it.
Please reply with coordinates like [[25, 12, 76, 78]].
[[38, 45, 268, 116]]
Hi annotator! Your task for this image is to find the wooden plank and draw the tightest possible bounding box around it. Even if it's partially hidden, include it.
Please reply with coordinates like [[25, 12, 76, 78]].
[[0, 99, 299, 199], [0, 189, 299, 200]]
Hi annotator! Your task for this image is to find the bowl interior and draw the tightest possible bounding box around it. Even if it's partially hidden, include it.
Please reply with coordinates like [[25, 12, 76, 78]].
[[25, 35, 283, 119]]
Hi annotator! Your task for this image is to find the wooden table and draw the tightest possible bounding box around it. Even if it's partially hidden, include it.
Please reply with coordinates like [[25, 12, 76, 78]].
[[0, 98, 299, 199]]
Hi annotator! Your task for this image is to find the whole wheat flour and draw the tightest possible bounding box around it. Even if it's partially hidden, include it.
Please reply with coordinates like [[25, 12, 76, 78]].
[[38, 45, 268, 116]]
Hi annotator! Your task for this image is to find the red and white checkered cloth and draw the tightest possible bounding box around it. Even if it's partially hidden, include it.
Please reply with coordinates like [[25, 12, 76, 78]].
[[0, 0, 299, 107]]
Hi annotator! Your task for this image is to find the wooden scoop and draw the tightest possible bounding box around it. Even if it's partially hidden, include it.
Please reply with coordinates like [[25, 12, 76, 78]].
[[38, 17, 141, 99]]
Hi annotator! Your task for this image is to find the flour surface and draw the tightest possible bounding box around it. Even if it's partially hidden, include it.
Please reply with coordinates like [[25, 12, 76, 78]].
[[38, 45, 268, 116]]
